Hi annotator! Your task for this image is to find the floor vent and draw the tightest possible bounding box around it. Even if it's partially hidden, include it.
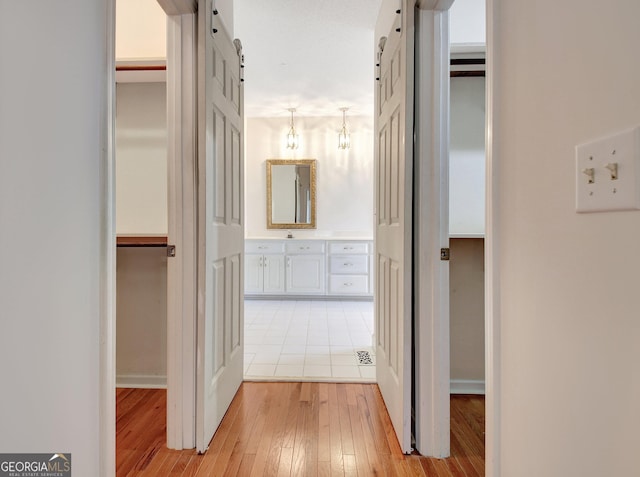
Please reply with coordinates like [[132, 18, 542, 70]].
[[356, 350, 374, 365]]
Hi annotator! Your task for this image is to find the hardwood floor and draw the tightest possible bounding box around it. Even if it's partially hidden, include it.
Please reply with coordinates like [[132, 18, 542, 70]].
[[116, 383, 484, 476]]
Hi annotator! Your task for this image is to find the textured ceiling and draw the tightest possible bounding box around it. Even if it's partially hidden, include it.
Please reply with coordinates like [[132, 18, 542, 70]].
[[234, 0, 382, 118]]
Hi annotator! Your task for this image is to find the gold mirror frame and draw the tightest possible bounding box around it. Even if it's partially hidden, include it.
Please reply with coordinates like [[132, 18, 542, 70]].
[[266, 159, 317, 229]]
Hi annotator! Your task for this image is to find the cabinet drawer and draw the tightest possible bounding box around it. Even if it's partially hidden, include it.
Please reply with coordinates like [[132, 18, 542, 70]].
[[245, 241, 285, 254], [329, 275, 369, 294], [328, 242, 369, 254], [285, 241, 325, 254], [329, 255, 369, 274]]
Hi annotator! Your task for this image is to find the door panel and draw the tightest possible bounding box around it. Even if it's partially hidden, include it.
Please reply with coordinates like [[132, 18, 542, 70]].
[[375, 0, 414, 453], [196, 2, 244, 453]]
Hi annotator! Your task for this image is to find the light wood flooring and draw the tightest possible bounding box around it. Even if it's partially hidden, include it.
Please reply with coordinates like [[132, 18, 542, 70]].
[[116, 383, 484, 476]]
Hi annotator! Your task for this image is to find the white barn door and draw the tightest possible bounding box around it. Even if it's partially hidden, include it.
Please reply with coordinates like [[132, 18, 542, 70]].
[[196, 2, 245, 453], [375, 1, 415, 454]]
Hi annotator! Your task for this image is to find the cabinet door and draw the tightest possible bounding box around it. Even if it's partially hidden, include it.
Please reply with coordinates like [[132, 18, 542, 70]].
[[286, 255, 325, 294], [244, 254, 263, 294], [263, 254, 285, 294]]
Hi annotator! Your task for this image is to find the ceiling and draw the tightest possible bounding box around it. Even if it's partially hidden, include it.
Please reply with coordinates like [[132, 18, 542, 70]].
[[233, 0, 382, 118]]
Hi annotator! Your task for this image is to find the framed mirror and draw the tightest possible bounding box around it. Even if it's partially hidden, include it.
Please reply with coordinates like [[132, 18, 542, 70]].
[[266, 159, 317, 229]]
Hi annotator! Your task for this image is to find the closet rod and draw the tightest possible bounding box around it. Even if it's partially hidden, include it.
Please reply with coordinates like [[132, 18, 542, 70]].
[[115, 65, 167, 72]]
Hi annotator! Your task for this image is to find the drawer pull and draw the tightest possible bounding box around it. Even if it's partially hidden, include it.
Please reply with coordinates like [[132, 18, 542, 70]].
[[343, 246, 353, 250], [258, 246, 266, 249], [344, 282, 353, 286], [343, 262, 353, 266]]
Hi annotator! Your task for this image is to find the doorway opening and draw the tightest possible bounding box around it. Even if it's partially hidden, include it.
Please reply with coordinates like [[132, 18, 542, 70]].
[[111, 0, 490, 468]]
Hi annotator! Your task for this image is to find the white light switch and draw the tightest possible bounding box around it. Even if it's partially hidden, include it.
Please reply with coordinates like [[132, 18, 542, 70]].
[[576, 126, 640, 212]]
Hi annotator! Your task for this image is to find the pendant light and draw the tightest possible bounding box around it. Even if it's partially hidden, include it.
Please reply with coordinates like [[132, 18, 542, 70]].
[[286, 108, 299, 150], [338, 107, 351, 150]]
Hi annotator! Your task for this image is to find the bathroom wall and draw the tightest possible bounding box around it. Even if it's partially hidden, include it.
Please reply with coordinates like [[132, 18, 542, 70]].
[[245, 115, 375, 239]]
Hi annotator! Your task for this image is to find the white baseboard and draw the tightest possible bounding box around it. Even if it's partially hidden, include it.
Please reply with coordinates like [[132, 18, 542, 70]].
[[450, 379, 485, 395], [116, 374, 167, 389]]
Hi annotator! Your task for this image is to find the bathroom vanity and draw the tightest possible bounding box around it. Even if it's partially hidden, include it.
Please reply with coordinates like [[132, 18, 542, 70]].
[[244, 238, 373, 298]]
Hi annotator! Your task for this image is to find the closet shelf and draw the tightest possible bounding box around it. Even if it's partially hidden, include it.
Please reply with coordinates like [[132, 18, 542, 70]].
[[117, 235, 168, 247]]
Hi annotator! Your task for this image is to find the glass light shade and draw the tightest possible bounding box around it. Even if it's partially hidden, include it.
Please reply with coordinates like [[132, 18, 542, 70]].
[[286, 108, 299, 149], [338, 127, 350, 149], [338, 107, 351, 150], [286, 127, 299, 149]]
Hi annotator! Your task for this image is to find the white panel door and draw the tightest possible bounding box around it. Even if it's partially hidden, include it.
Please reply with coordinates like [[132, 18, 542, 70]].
[[375, 0, 414, 454], [196, 3, 244, 453]]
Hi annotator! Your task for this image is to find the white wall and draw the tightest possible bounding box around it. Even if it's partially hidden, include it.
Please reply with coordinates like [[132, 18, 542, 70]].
[[449, 0, 485, 46], [0, 1, 109, 474], [116, 0, 167, 60], [450, 76, 485, 235], [245, 116, 374, 239], [116, 82, 168, 235], [116, 248, 167, 386], [450, 238, 484, 382], [492, 0, 640, 475]]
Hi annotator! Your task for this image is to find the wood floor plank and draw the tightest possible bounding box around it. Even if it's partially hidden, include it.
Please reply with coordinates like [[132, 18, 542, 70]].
[[179, 454, 203, 477], [277, 447, 294, 476], [346, 385, 372, 476], [326, 384, 344, 476], [317, 383, 331, 464], [116, 386, 485, 477], [204, 384, 267, 476], [251, 383, 291, 477], [336, 384, 355, 456]]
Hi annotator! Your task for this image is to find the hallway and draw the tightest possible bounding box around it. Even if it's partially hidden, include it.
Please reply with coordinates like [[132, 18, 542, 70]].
[[116, 383, 484, 476]]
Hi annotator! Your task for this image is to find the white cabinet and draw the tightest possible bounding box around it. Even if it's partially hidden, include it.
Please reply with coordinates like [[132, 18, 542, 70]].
[[245, 239, 372, 298], [284, 241, 325, 294], [328, 241, 372, 296], [244, 241, 285, 294]]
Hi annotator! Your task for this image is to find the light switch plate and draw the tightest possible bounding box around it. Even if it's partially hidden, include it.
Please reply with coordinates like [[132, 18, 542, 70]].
[[576, 126, 640, 213]]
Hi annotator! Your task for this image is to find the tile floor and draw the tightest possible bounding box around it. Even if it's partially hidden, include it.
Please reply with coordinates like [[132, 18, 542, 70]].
[[244, 299, 376, 382]]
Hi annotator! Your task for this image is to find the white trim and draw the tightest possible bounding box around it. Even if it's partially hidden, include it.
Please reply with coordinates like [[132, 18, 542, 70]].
[[485, 0, 500, 475], [450, 379, 485, 395], [116, 375, 168, 389], [417, 0, 455, 10], [450, 233, 485, 239], [157, 0, 197, 15], [166, 13, 198, 451], [450, 43, 486, 55], [100, 0, 116, 475], [413, 6, 451, 459]]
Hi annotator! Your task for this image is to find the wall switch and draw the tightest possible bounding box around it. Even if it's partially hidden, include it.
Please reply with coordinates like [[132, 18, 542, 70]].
[[576, 126, 640, 212]]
